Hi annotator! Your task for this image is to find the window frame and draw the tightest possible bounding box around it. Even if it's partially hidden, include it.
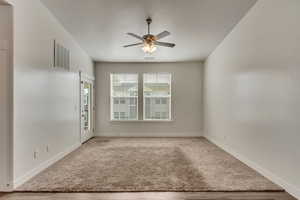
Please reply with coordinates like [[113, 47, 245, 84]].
[[110, 73, 139, 121], [143, 73, 172, 121]]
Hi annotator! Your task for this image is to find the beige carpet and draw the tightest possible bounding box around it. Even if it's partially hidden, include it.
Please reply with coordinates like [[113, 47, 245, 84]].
[[17, 137, 282, 192]]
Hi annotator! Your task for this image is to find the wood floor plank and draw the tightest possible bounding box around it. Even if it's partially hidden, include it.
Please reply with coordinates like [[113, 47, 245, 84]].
[[0, 192, 297, 200]]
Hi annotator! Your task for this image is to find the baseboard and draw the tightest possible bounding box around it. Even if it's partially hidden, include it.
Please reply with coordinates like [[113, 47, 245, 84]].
[[0, 182, 13, 192], [0, 177, 13, 192], [13, 142, 81, 189], [95, 132, 203, 137], [205, 135, 300, 200]]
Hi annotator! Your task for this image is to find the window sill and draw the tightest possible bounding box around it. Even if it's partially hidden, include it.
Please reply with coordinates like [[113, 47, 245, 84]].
[[110, 119, 173, 122]]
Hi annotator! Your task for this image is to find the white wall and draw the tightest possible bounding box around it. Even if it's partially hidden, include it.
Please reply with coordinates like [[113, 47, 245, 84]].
[[95, 62, 203, 137], [0, 3, 13, 191], [6, 0, 94, 187], [204, 0, 300, 198]]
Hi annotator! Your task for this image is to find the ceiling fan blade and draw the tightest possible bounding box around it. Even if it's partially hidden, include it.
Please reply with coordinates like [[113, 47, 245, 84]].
[[154, 41, 175, 48], [123, 43, 143, 48], [127, 33, 144, 41], [155, 31, 170, 40]]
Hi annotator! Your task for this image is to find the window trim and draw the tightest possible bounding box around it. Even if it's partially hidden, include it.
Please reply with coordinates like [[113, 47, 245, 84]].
[[110, 73, 139, 121], [143, 73, 172, 121]]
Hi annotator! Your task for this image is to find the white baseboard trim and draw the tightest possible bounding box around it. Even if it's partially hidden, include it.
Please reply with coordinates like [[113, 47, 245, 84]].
[[13, 142, 81, 189], [0, 182, 13, 192], [95, 132, 203, 137], [205, 135, 300, 200], [0, 174, 13, 192]]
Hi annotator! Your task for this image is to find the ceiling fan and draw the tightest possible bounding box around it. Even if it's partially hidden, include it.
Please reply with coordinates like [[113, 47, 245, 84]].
[[123, 17, 176, 54]]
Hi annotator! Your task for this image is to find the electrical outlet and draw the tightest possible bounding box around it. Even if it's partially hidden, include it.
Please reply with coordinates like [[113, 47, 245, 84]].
[[33, 150, 38, 159]]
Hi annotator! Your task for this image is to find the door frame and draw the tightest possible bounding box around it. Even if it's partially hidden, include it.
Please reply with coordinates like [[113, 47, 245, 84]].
[[79, 72, 95, 144], [0, 4, 13, 192]]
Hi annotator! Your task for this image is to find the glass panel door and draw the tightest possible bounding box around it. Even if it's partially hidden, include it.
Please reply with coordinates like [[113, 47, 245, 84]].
[[83, 82, 92, 131], [80, 75, 94, 143]]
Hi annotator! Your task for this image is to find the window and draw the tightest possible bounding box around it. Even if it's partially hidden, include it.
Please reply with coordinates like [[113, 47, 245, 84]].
[[143, 73, 171, 120], [110, 74, 138, 120]]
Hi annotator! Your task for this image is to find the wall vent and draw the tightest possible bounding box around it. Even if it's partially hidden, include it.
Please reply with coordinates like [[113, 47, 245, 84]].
[[53, 40, 70, 70]]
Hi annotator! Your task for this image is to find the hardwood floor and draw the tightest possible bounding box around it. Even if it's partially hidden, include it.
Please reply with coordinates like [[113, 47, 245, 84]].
[[0, 192, 297, 200]]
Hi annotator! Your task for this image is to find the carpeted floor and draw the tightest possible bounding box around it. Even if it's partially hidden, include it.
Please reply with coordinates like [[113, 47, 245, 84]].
[[17, 137, 282, 192]]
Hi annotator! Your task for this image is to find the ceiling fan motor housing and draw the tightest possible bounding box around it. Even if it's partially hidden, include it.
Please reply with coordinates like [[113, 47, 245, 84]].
[[143, 34, 156, 45]]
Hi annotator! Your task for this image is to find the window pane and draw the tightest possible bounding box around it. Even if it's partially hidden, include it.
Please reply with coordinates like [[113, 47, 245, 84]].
[[144, 73, 171, 97], [112, 97, 138, 120], [111, 73, 138, 120], [112, 74, 138, 97], [114, 112, 119, 120], [113, 98, 119, 104], [144, 73, 171, 120], [145, 97, 170, 120]]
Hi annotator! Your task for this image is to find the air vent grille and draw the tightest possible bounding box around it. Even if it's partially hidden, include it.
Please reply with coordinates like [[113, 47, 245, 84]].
[[53, 40, 70, 70]]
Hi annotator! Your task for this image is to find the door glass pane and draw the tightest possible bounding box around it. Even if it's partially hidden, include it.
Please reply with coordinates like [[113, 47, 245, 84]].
[[83, 82, 92, 131]]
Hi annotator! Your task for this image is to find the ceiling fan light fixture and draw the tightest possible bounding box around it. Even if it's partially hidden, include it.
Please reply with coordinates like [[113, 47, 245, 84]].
[[142, 43, 157, 54]]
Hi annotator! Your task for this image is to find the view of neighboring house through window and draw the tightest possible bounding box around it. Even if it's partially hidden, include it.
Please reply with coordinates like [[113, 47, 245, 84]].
[[110, 73, 138, 120], [143, 73, 171, 120]]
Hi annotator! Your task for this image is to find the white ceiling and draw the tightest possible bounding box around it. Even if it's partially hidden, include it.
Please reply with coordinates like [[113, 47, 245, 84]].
[[41, 0, 257, 62]]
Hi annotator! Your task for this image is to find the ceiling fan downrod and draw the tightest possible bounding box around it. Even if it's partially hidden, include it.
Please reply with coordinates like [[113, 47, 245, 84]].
[[146, 17, 152, 35]]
